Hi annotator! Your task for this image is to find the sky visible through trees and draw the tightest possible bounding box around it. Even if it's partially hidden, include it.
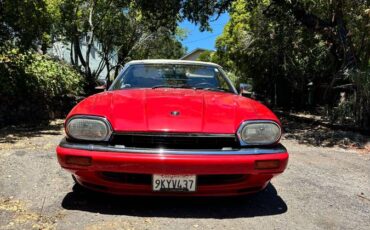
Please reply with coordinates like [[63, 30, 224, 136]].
[[180, 13, 229, 51]]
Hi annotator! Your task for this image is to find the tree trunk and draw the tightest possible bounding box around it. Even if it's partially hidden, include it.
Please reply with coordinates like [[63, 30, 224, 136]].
[[70, 41, 75, 66]]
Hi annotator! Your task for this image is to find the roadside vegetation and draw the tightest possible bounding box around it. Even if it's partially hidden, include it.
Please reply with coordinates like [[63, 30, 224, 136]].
[[0, 48, 83, 126]]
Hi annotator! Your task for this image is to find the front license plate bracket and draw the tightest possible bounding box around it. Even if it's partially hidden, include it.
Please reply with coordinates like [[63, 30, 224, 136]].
[[152, 174, 197, 192]]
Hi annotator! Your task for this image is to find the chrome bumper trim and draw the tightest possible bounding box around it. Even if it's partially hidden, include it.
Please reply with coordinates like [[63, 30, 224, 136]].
[[59, 138, 287, 155], [112, 132, 236, 138]]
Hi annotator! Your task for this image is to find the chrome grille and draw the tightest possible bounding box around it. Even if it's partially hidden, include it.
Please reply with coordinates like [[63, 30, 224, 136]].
[[110, 133, 239, 149]]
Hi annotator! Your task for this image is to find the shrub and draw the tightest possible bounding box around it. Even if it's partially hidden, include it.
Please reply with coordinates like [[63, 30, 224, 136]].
[[329, 68, 370, 128], [0, 49, 84, 126]]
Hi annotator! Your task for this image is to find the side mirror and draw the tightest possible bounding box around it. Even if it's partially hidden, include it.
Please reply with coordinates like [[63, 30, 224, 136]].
[[95, 84, 106, 91], [94, 79, 108, 93], [239, 83, 252, 96]]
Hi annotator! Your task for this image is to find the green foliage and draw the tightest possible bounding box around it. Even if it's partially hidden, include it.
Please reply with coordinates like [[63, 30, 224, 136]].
[[0, 0, 232, 93], [0, 48, 84, 126], [216, 0, 334, 106], [196, 50, 214, 62], [56, 0, 188, 90], [346, 68, 370, 126], [0, 0, 54, 51], [135, 0, 232, 32], [215, 0, 370, 127], [131, 31, 187, 60]]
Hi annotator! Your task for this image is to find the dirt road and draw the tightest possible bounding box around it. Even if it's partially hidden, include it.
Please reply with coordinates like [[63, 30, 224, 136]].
[[0, 121, 369, 230]]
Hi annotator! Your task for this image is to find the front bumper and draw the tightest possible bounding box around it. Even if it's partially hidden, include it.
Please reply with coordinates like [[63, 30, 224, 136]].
[[56, 138, 289, 196]]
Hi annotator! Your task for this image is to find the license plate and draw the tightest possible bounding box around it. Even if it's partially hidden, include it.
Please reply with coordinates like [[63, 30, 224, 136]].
[[152, 174, 196, 192]]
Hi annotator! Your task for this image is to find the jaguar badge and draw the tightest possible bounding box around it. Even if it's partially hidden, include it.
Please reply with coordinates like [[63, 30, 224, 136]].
[[170, 111, 180, 116]]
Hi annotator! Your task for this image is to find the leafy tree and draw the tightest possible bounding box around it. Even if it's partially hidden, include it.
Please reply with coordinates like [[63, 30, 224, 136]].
[[130, 29, 187, 60], [0, 48, 84, 126], [57, 0, 191, 91], [197, 50, 214, 62], [0, 0, 52, 52], [215, 0, 370, 126], [135, 0, 232, 31], [1, 0, 230, 94]]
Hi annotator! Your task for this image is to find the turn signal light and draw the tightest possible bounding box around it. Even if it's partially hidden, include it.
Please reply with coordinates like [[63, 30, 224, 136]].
[[65, 156, 92, 166], [254, 160, 280, 169]]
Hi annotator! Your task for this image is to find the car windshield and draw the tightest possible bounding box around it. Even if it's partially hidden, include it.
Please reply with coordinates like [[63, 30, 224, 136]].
[[110, 64, 235, 93]]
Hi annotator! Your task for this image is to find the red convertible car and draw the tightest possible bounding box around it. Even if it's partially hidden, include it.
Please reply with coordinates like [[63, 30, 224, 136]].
[[56, 60, 288, 196]]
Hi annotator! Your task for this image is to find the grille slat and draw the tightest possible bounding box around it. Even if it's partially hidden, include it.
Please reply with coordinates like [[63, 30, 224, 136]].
[[110, 133, 239, 149]]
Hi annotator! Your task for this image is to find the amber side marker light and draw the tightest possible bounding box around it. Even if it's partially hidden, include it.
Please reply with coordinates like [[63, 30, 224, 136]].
[[255, 160, 280, 170], [66, 156, 92, 166]]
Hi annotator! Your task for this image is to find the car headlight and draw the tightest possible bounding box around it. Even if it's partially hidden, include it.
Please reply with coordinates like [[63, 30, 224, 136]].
[[66, 116, 112, 141], [237, 121, 281, 145]]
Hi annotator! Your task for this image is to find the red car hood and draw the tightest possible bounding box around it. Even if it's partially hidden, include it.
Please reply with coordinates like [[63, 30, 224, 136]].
[[68, 89, 279, 133]]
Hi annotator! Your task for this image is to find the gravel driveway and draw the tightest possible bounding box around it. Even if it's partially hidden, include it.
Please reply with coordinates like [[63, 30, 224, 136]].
[[0, 121, 369, 230]]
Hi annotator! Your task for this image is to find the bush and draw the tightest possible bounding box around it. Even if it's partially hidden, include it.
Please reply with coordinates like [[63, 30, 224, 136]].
[[329, 68, 370, 129], [0, 49, 84, 126], [349, 69, 370, 128]]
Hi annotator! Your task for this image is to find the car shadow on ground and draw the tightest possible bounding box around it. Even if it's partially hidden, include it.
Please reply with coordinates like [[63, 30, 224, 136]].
[[61, 183, 287, 218]]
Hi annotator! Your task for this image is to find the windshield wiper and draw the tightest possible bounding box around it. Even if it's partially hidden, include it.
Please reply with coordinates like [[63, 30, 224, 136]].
[[195, 87, 227, 92], [152, 85, 195, 89], [151, 85, 229, 92]]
